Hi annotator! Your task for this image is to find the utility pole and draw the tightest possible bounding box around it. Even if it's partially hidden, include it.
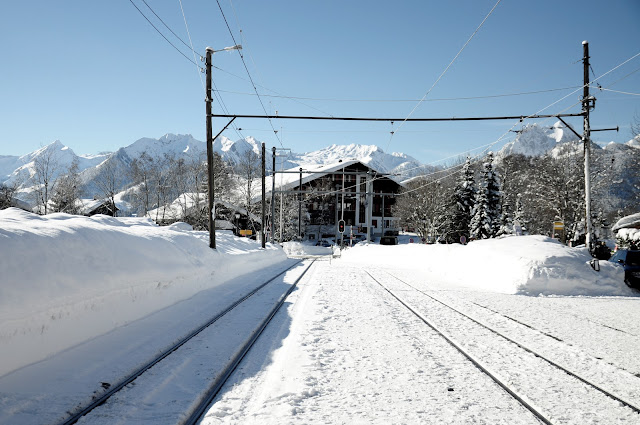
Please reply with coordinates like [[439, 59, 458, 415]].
[[298, 168, 302, 239], [582, 41, 594, 252], [261, 142, 266, 249], [341, 165, 345, 247], [271, 147, 276, 244], [366, 171, 371, 243], [203, 44, 242, 249], [335, 191, 339, 245], [205, 47, 216, 249]]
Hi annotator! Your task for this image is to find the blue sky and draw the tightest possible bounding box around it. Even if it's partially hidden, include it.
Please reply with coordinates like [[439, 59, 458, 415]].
[[1, 0, 639, 164]]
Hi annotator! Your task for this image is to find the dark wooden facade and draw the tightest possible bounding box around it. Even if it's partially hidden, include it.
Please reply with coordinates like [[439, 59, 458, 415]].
[[293, 162, 402, 238]]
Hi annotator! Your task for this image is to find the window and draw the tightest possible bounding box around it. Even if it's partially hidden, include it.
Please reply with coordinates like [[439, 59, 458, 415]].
[[627, 251, 640, 266]]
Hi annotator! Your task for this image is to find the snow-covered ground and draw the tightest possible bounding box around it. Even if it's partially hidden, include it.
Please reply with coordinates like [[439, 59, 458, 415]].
[[0, 208, 288, 378], [1, 209, 638, 424]]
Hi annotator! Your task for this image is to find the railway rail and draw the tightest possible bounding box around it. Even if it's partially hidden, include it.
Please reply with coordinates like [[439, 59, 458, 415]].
[[58, 259, 313, 425], [365, 269, 640, 424]]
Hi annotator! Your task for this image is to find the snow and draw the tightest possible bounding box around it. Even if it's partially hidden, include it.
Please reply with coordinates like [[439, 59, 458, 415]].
[[0, 208, 288, 378], [341, 235, 631, 296], [497, 122, 580, 159], [613, 212, 640, 231], [1, 210, 638, 424], [281, 241, 333, 256]]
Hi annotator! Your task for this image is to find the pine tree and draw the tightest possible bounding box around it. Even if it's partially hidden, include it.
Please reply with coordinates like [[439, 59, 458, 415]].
[[513, 193, 527, 235], [448, 157, 476, 242], [470, 152, 501, 239]]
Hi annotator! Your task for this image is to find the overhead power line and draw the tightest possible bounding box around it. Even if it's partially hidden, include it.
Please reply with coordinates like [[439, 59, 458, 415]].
[[211, 112, 584, 122], [594, 87, 640, 97], [391, 0, 503, 142], [140, 0, 202, 57], [214, 0, 284, 147], [177, 0, 205, 91], [127, 0, 200, 68], [213, 86, 582, 103]]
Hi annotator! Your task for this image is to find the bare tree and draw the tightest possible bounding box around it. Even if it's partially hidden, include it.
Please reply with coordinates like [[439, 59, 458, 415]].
[[31, 146, 61, 214], [94, 158, 125, 216], [631, 112, 640, 140], [50, 158, 82, 214], [129, 151, 155, 217], [393, 174, 450, 241], [236, 148, 261, 214]]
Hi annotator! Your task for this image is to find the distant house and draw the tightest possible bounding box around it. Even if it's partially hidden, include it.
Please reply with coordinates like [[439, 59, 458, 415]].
[[146, 193, 259, 235], [261, 160, 404, 241], [81, 199, 119, 217]]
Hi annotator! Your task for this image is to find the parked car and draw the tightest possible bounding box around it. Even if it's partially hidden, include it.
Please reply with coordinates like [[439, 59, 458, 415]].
[[379, 236, 398, 245], [610, 249, 640, 288]]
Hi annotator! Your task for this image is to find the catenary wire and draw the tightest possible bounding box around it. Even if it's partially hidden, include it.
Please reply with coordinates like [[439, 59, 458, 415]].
[[177, 0, 205, 92], [129, 0, 247, 141], [260, 49, 639, 199], [214, 0, 284, 148], [140, 0, 203, 57], [593, 87, 640, 97], [127, 0, 200, 68], [213, 86, 583, 103], [388, 0, 503, 150]]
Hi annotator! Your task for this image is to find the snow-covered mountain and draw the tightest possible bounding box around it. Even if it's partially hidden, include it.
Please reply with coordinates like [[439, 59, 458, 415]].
[[1, 141, 109, 191], [287, 143, 432, 180], [2, 134, 432, 201], [497, 121, 582, 158], [4, 126, 637, 205], [496, 121, 640, 218]]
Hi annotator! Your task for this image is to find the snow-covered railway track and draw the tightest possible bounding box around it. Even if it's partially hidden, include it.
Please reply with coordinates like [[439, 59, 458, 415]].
[[366, 270, 640, 424], [58, 260, 314, 425]]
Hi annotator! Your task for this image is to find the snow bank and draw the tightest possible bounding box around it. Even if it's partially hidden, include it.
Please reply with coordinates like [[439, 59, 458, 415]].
[[281, 241, 332, 256], [0, 208, 287, 377], [340, 235, 633, 297]]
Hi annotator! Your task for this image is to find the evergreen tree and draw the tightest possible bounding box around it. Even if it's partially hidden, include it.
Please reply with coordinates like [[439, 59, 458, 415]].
[[0, 183, 17, 209], [448, 157, 475, 242], [513, 193, 527, 235], [497, 197, 511, 236], [470, 152, 501, 239]]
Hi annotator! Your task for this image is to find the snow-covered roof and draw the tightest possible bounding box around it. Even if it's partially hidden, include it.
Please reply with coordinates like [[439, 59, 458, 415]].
[[253, 159, 402, 203], [146, 193, 259, 222], [612, 212, 640, 231]]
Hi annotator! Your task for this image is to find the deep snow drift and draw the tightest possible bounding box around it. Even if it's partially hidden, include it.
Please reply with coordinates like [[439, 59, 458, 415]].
[[290, 235, 632, 296], [0, 208, 288, 377]]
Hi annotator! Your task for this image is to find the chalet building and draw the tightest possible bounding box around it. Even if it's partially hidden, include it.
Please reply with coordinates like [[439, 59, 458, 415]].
[[267, 160, 404, 241]]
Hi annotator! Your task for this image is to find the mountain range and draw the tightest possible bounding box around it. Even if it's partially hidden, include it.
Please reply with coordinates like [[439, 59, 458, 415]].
[[1, 123, 638, 206]]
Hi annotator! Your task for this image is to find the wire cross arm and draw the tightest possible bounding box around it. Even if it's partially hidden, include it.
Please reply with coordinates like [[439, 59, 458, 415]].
[[211, 113, 585, 122]]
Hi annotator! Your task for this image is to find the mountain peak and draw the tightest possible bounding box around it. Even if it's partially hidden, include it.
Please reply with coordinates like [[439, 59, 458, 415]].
[[498, 122, 581, 159]]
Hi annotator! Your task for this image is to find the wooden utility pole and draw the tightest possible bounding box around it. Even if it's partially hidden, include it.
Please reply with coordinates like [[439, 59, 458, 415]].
[[366, 171, 371, 243], [582, 41, 593, 252], [261, 142, 266, 248], [271, 147, 276, 244], [205, 47, 216, 249], [298, 168, 302, 239]]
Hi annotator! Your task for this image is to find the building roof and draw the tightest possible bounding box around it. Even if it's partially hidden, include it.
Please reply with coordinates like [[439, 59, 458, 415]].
[[146, 193, 259, 222], [253, 160, 403, 203]]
